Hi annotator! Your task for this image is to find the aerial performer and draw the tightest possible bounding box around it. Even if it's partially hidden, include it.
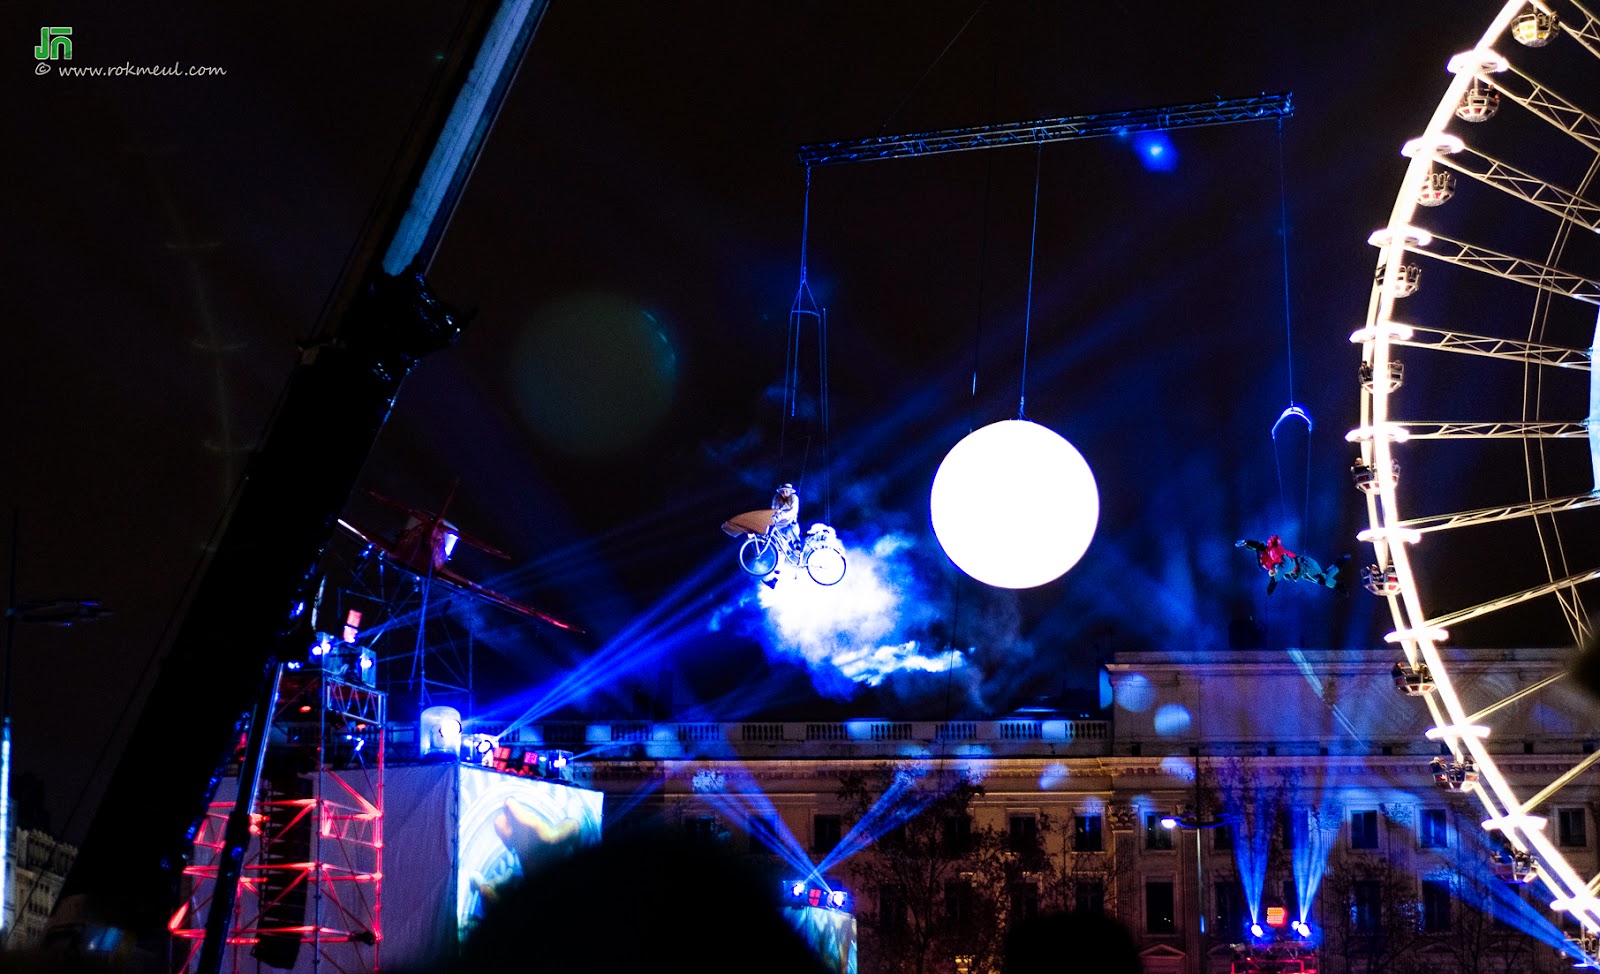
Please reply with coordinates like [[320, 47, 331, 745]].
[[1236, 535, 1348, 596]]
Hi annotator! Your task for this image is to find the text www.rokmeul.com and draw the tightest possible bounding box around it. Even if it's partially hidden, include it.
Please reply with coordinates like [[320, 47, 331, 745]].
[[36, 61, 226, 77]]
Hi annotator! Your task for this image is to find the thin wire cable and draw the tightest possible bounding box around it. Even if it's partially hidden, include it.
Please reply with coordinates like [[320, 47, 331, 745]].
[[1270, 118, 1311, 537], [876, 0, 990, 135], [1018, 143, 1043, 419], [1275, 119, 1296, 407]]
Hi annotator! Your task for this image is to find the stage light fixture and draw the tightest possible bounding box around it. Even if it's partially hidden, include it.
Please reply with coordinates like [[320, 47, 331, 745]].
[[420, 706, 463, 762], [929, 420, 1098, 588], [1251, 922, 1265, 938]]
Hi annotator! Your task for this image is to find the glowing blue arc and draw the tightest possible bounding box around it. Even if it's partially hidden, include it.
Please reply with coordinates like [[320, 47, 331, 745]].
[[1271, 403, 1314, 439]]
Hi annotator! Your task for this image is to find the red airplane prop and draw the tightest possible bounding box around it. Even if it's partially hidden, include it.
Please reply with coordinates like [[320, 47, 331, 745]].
[[336, 481, 581, 632]]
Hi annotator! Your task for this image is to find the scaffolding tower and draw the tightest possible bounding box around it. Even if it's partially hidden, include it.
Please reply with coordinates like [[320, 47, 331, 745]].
[[171, 660, 384, 974]]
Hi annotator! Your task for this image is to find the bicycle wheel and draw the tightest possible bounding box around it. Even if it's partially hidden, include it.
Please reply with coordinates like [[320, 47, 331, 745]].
[[804, 543, 847, 586], [738, 534, 780, 577]]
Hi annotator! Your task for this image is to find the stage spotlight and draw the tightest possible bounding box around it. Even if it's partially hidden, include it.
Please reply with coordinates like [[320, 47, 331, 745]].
[[1251, 923, 1265, 939], [791, 881, 806, 898], [420, 706, 463, 763]]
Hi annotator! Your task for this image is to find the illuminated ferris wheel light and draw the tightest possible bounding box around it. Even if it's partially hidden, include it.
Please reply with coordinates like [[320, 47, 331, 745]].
[[1359, 528, 1423, 545], [1346, 424, 1411, 443], [1401, 134, 1465, 157], [1425, 723, 1490, 741], [1383, 626, 1449, 644], [1483, 813, 1548, 831], [1446, 47, 1509, 74]]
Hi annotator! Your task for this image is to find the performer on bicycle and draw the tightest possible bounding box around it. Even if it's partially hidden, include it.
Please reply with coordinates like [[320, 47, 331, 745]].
[[771, 483, 800, 545]]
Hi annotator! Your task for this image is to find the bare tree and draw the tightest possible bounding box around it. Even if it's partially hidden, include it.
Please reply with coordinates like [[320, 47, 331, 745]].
[[838, 764, 1061, 974], [1319, 853, 1424, 974]]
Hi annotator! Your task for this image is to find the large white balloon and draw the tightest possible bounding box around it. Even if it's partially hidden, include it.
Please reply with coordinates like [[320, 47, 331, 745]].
[[929, 419, 1099, 589]]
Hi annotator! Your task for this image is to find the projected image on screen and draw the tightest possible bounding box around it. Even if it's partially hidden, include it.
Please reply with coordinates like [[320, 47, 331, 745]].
[[784, 906, 858, 974], [457, 765, 603, 940]]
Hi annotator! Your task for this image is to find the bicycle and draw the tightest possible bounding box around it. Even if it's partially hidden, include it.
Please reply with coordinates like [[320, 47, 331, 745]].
[[737, 522, 847, 586]]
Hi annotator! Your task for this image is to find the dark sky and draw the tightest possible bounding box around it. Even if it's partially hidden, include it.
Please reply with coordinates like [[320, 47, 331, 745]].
[[6, 0, 1532, 839]]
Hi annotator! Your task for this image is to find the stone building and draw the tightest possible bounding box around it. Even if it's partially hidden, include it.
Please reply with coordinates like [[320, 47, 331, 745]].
[[5, 828, 76, 950], [529, 647, 1599, 974]]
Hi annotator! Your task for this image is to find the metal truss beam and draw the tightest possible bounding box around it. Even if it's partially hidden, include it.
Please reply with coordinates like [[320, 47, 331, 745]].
[[1398, 491, 1600, 533], [1393, 324, 1592, 368], [1403, 232, 1600, 303], [1439, 146, 1600, 231], [1388, 420, 1590, 438], [1424, 567, 1600, 632], [1477, 63, 1600, 153], [1544, 0, 1600, 64], [795, 93, 1292, 167]]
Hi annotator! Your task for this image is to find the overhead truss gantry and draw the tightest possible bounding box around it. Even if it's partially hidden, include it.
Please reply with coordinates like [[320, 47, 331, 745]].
[[795, 93, 1293, 168]]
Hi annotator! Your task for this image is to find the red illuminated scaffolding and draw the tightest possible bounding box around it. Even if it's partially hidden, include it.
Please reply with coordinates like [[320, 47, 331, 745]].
[[171, 668, 384, 974]]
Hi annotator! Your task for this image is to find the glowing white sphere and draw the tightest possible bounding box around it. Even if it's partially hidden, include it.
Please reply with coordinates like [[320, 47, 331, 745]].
[[929, 419, 1099, 589]]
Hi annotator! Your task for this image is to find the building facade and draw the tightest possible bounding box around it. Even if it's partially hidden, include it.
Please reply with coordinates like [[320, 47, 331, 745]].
[[546, 648, 1600, 974]]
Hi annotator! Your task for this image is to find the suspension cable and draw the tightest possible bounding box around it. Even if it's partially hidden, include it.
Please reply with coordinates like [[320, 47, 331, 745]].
[[1019, 143, 1043, 419]]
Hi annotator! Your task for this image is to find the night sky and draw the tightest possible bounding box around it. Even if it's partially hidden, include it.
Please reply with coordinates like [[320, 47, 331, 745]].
[[7, 1, 1527, 839]]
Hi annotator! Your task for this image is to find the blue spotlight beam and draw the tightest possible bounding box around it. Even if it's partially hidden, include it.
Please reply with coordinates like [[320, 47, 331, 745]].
[[816, 768, 948, 875], [795, 93, 1293, 168], [490, 557, 733, 733]]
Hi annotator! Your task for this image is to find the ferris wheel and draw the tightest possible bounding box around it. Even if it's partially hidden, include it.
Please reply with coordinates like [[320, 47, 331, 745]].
[[1356, 0, 1600, 950]]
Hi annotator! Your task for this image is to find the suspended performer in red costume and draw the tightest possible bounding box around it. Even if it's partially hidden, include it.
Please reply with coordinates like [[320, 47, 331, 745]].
[[1236, 535, 1348, 595]]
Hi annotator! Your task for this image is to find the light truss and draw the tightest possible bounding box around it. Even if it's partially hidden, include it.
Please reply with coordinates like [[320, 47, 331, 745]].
[[1402, 231, 1600, 302], [1476, 62, 1600, 153], [1423, 567, 1600, 632], [1392, 324, 1591, 369], [1549, 0, 1600, 62], [1437, 145, 1600, 231], [1398, 491, 1600, 532], [794, 93, 1292, 167], [1386, 419, 1591, 438]]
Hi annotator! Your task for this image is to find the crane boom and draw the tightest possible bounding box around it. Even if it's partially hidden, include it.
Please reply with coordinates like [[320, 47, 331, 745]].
[[795, 92, 1293, 168]]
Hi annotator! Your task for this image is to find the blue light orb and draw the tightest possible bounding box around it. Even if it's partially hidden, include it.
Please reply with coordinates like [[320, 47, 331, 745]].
[[1039, 763, 1069, 790], [929, 420, 1099, 589], [1133, 132, 1178, 172], [1116, 673, 1154, 712], [1154, 703, 1192, 736]]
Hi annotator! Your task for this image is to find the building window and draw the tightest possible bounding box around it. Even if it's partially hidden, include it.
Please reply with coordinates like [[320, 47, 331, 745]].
[[1009, 814, 1040, 853], [1423, 878, 1452, 932], [748, 815, 776, 856], [1354, 880, 1381, 933], [878, 887, 906, 934], [1216, 880, 1246, 941], [945, 879, 975, 930], [1075, 879, 1105, 915], [1074, 813, 1103, 852], [1011, 881, 1041, 924], [942, 814, 972, 856], [1559, 808, 1588, 848], [1146, 813, 1174, 850], [1351, 809, 1379, 850], [1146, 881, 1176, 934], [814, 814, 842, 855], [1420, 808, 1448, 849], [686, 815, 720, 842]]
